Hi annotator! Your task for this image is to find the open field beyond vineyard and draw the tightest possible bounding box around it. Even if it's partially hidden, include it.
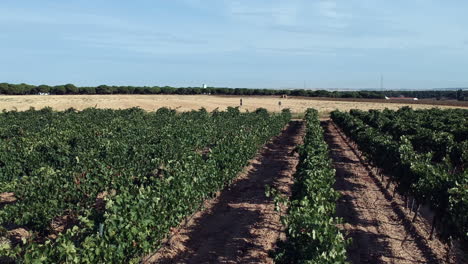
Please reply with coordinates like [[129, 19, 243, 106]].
[[0, 94, 466, 115]]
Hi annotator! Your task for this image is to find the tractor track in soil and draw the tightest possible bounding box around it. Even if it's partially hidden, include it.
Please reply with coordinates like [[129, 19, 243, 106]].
[[323, 120, 451, 264], [145, 120, 305, 264]]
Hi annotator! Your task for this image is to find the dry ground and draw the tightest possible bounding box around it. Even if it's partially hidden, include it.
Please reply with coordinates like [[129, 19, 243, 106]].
[[323, 120, 451, 264], [298, 96, 468, 107], [0, 95, 465, 115], [144, 121, 305, 264]]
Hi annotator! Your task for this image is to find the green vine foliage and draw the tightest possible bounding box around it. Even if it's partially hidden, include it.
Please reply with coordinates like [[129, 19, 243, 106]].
[[0, 107, 290, 263], [270, 109, 349, 264], [331, 109, 467, 244]]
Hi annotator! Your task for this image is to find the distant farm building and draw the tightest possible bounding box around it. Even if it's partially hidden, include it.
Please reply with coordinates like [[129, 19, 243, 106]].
[[38, 92, 50, 96]]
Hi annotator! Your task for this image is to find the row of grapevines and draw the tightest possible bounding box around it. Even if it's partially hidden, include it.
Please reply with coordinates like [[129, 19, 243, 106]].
[[347, 108, 468, 243], [348, 107, 468, 170], [270, 108, 348, 264], [350, 107, 468, 141], [331, 110, 467, 244], [0, 107, 291, 263]]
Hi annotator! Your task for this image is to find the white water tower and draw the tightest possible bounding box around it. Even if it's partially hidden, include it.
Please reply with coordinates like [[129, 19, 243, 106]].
[[202, 84, 207, 89]]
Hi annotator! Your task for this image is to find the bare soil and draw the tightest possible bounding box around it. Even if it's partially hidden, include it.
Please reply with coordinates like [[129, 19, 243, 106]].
[[323, 120, 451, 264], [144, 120, 305, 264], [7, 228, 31, 244], [0, 192, 16, 209], [297, 96, 468, 107]]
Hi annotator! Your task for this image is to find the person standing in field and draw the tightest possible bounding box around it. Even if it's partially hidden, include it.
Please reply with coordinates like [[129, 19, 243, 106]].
[[240, 98, 243, 106]]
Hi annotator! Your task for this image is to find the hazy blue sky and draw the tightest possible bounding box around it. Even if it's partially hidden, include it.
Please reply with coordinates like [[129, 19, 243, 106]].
[[1, 0, 467, 89]]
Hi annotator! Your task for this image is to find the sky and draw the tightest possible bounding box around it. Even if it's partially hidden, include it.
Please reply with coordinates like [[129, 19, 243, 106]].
[[1, 0, 467, 89]]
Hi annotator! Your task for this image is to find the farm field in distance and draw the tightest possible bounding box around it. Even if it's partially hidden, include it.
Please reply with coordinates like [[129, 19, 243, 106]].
[[0, 94, 466, 115]]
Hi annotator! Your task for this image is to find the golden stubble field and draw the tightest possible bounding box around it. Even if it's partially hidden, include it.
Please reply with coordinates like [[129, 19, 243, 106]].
[[0, 94, 465, 115]]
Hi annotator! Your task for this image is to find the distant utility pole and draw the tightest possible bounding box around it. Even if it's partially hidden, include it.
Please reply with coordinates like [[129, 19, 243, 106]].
[[303, 80, 306, 90], [380, 74, 384, 90]]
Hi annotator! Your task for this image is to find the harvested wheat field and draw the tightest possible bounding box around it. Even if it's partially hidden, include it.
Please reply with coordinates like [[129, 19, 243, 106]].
[[0, 94, 465, 114]]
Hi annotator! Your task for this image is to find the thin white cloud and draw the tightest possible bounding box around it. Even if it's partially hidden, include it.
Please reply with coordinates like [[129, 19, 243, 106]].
[[317, 0, 340, 19], [3, 1, 467, 62], [0, 7, 218, 55], [226, 1, 300, 26], [318, 0, 353, 21], [63, 29, 239, 56], [0, 8, 129, 29], [256, 46, 339, 56]]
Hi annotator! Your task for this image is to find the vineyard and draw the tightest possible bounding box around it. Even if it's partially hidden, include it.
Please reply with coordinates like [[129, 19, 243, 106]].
[[270, 109, 348, 263], [331, 108, 467, 250], [0, 105, 466, 263], [0, 107, 290, 263]]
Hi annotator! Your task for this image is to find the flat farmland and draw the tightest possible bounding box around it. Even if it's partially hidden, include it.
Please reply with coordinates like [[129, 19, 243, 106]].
[[0, 94, 465, 114]]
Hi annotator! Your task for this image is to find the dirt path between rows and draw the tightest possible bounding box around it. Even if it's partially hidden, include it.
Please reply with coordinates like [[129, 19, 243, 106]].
[[323, 120, 450, 264], [145, 120, 305, 264]]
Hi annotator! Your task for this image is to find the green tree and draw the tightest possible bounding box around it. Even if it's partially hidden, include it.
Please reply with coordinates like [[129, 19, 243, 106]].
[[80, 87, 96, 94], [37, 85, 51, 93], [96, 85, 113, 94], [116, 86, 130, 94], [52, 85, 66, 95], [65, 84, 78, 94], [456, 89, 463, 101]]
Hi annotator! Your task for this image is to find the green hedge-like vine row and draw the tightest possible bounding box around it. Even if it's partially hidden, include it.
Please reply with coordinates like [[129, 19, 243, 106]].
[[349, 107, 468, 169], [270, 108, 348, 264], [0, 107, 290, 263], [331, 109, 467, 244]]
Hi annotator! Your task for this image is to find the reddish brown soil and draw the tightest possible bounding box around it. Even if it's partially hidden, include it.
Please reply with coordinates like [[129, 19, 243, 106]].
[[297, 96, 468, 108], [144, 121, 305, 264], [323, 120, 451, 264]]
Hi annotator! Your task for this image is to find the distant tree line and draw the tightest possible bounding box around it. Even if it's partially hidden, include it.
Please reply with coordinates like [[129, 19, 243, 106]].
[[0, 83, 466, 100]]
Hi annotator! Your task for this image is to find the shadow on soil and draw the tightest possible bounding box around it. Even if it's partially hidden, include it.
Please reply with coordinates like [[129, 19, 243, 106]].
[[155, 121, 303, 264], [322, 120, 441, 264]]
